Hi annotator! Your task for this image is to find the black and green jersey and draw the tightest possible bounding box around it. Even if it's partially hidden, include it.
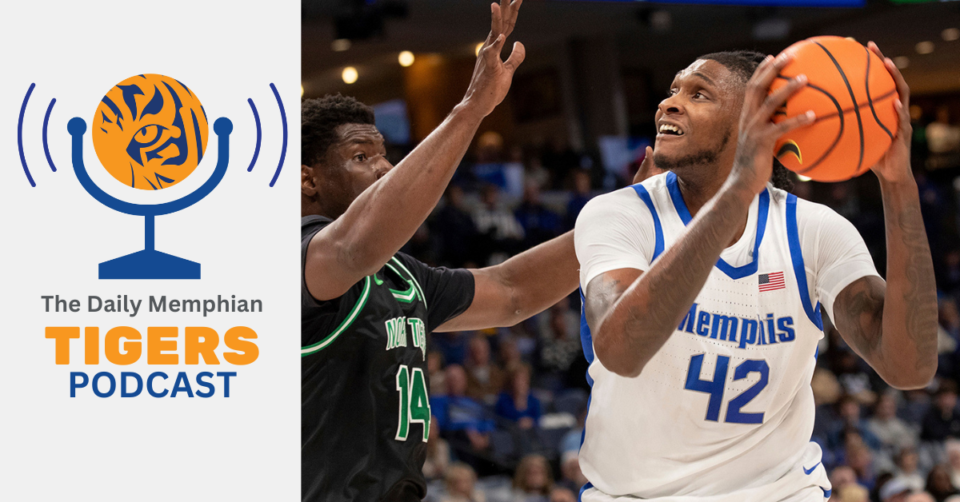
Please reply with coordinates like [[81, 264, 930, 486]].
[[301, 216, 475, 502]]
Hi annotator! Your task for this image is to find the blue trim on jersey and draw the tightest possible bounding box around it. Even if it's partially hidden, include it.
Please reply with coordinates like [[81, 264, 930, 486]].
[[579, 288, 596, 369], [630, 183, 664, 261], [579, 481, 594, 502], [665, 171, 769, 280], [822, 488, 832, 498], [578, 287, 596, 497], [786, 194, 824, 330]]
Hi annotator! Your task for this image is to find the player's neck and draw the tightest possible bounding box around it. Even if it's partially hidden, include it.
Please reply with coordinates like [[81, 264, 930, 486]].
[[301, 194, 323, 218], [302, 195, 336, 219], [673, 165, 750, 247], [673, 165, 730, 217]]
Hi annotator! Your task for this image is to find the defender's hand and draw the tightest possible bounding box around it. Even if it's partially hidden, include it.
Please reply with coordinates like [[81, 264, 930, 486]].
[[867, 41, 913, 184], [460, 0, 526, 118], [633, 146, 663, 184], [730, 53, 815, 196]]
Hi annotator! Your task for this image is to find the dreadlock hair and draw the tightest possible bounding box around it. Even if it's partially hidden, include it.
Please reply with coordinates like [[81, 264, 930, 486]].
[[698, 50, 794, 192], [302, 94, 376, 167]]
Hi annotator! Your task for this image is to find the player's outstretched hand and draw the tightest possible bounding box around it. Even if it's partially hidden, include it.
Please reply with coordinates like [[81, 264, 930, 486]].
[[866, 41, 913, 184], [633, 146, 663, 184], [461, 0, 526, 118], [731, 53, 815, 195]]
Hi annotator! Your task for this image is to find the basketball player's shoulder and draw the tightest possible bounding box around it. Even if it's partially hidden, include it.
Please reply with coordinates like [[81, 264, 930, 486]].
[[792, 194, 850, 228], [577, 188, 639, 227], [636, 170, 671, 193]]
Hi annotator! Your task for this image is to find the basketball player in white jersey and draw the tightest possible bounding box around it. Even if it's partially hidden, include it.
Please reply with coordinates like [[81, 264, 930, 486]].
[[574, 44, 937, 501]]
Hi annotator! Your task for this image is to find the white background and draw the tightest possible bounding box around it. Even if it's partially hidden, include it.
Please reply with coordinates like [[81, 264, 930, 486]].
[[0, 1, 300, 499]]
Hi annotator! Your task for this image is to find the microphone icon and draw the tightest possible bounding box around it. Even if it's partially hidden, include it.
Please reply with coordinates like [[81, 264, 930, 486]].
[[67, 74, 232, 280]]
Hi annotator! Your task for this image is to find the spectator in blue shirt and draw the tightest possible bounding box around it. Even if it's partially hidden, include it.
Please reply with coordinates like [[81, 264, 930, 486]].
[[431, 364, 495, 452], [515, 182, 561, 248], [495, 364, 541, 430], [826, 395, 883, 453]]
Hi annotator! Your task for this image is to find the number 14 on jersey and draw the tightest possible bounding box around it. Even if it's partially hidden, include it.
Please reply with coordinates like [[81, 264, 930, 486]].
[[395, 365, 430, 442]]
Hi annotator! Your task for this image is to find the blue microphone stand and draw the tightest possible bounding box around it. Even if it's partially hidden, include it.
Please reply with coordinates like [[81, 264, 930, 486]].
[[67, 117, 233, 279]]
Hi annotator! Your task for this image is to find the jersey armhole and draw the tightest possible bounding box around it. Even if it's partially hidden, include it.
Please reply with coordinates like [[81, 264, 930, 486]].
[[301, 276, 372, 357]]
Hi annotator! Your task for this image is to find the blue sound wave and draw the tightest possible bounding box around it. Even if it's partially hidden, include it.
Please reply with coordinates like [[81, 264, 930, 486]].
[[43, 98, 58, 173], [247, 98, 261, 172], [18, 83, 36, 187], [269, 83, 287, 188]]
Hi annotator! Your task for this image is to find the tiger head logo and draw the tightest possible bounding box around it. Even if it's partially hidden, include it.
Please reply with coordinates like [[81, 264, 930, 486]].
[[92, 74, 208, 190]]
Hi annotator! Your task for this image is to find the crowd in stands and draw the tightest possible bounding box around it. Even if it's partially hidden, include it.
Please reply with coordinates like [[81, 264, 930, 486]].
[[404, 103, 960, 502]]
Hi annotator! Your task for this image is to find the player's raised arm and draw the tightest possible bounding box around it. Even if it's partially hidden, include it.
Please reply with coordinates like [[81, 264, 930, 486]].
[[303, 0, 526, 301], [830, 42, 937, 390], [583, 54, 814, 378]]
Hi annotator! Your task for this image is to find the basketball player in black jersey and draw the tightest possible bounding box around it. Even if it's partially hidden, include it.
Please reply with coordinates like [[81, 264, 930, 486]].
[[300, 2, 580, 501]]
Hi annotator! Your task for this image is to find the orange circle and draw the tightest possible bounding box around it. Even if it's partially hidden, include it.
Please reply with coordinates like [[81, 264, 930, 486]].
[[92, 74, 208, 190], [771, 37, 899, 182]]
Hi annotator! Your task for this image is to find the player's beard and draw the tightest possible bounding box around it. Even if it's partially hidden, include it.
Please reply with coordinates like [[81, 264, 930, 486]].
[[654, 130, 731, 171]]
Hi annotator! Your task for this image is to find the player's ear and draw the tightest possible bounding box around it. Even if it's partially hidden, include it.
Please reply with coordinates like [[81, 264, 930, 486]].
[[301, 164, 318, 197]]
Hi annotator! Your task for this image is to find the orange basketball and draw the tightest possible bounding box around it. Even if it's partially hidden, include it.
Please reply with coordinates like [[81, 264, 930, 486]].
[[770, 36, 899, 182]]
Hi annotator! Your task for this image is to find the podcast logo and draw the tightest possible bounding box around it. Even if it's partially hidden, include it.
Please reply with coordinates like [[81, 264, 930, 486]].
[[16, 74, 290, 399], [17, 76, 288, 280], [93, 74, 209, 191]]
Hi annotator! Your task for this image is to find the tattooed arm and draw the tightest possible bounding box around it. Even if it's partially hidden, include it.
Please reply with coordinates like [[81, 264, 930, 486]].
[[831, 43, 938, 390], [830, 183, 938, 389], [585, 187, 753, 377]]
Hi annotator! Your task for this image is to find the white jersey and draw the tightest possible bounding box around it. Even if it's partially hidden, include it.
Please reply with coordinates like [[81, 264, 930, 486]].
[[574, 172, 880, 501]]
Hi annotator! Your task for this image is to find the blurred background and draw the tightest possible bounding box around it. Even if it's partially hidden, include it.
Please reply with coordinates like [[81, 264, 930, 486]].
[[302, 1, 960, 501]]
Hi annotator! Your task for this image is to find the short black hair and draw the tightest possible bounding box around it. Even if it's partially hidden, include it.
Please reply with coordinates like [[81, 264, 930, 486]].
[[302, 94, 375, 167], [698, 50, 794, 192], [698, 50, 767, 86]]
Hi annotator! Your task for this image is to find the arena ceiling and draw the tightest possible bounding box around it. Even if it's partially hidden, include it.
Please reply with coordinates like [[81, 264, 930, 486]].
[[302, 0, 960, 97]]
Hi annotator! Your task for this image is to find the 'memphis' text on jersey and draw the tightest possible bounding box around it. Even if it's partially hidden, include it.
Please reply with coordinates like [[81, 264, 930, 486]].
[[677, 302, 796, 350]]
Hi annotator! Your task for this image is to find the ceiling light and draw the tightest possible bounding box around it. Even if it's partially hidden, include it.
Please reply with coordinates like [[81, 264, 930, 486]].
[[752, 18, 791, 41], [342, 67, 358, 84], [944, 28, 960, 42], [301, 84, 304, 97], [650, 10, 672, 33], [916, 41, 935, 55], [398, 51, 415, 67], [475, 42, 484, 57], [332, 39, 351, 52], [797, 175, 811, 182], [893, 56, 909, 69]]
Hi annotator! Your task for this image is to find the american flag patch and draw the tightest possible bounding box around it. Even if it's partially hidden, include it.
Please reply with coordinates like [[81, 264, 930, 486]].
[[758, 272, 785, 292]]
